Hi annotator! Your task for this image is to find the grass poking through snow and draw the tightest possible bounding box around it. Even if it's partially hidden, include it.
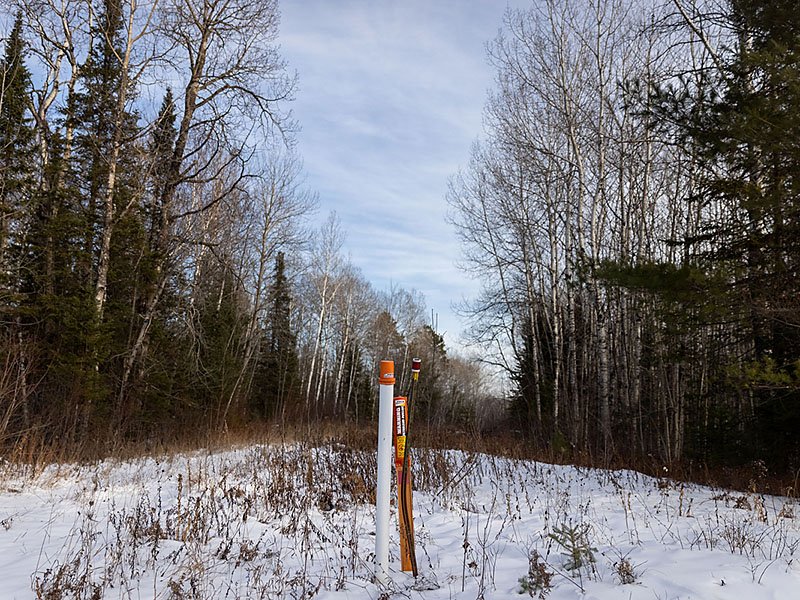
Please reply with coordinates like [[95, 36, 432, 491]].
[[0, 441, 798, 599]]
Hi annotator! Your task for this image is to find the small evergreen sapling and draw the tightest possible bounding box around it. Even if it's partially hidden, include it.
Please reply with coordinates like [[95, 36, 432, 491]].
[[548, 523, 597, 573]]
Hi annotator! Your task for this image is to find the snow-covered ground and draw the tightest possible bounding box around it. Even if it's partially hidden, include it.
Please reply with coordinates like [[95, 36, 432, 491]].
[[1, 443, 798, 599]]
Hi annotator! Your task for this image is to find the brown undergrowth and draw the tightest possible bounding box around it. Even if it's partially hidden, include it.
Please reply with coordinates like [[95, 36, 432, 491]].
[[2, 418, 797, 499]]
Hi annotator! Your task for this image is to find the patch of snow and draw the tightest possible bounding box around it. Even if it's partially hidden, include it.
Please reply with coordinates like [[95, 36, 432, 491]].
[[0, 445, 797, 599]]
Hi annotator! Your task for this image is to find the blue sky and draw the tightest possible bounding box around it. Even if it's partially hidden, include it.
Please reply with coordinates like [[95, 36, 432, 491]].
[[280, 0, 528, 350]]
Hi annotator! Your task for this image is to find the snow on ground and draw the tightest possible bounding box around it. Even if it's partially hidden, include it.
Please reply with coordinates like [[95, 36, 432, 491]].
[[0, 443, 798, 599]]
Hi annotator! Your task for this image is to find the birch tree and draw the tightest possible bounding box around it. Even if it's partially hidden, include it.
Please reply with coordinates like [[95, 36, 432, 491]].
[[450, 0, 682, 456], [118, 0, 295, 403], [300, 213, 345, 419]]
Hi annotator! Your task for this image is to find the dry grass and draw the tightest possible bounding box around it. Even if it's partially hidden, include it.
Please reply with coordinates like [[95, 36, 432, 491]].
[[2, 417, 797, 501], [0, 425, 796, 600]]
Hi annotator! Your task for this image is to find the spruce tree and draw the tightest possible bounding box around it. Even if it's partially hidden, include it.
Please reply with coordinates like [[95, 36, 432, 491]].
[[44, 0, 144, 430], [116, 88, 179, 411], [705, 0, 800, 466], [148, 88, 176, 251], [68, 0, 141, 301], [631, 0, 800, 469], [252, 252, 299, 420], [708, 1, 800, 363], [409, 325, 447, 427], [0, 13, 35, 301], [195, 257, 248, 423]]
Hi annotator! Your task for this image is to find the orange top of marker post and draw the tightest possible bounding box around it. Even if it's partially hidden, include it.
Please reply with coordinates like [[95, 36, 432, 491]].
[[379, 360, 395, 385]]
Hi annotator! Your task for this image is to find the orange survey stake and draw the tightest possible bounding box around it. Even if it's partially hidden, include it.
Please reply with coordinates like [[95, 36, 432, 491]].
[[394, 397, 407, 465], [393, 396, 415, 572]]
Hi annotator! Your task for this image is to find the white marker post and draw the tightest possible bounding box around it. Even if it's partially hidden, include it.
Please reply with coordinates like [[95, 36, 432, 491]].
[[375, 360, 395, 585]]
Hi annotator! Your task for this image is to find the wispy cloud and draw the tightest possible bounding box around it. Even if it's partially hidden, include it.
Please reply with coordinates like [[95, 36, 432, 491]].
[[280, 0, 528, 349]]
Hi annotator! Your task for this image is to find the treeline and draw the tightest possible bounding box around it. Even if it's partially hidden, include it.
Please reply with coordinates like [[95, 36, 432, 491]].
[[450, 0, 800, 473], [0, 0, 493, 453]]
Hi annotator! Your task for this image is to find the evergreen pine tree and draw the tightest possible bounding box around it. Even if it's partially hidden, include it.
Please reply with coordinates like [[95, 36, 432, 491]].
[[252, 252, 299, 420], [194, 257, 248, 423], [68, 0, 142, 304], [117, 88, 179, 415], [629, 0, 800, 468], [702, 0, 800, 467], [33, 0, 145, 431], [704, 1, 800, 364], [0, 12, 35, 300], [409, 324, 447, 427], [148, 88, 176, 250]]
